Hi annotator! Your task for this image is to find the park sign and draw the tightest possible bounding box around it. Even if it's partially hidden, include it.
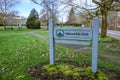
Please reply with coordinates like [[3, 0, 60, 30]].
[[49, 17, 100, 73], [54, 28, 92, 46], [54, 28, 92, 40]]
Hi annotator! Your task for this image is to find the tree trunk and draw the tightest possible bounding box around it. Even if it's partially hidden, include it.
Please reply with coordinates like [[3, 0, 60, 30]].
[[3, 26, 6, 30], [3, 20, 6, 30], [101, 9, 108, 38]]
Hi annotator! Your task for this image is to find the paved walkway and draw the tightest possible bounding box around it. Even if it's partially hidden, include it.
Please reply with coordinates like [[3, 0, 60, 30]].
[[99, 29, 120, 40], [107, 30, 120, 40], [28, 31, 49, 40]]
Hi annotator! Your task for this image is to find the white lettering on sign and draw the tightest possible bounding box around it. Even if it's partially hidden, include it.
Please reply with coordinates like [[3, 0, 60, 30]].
[[54, 28, 92, 40]]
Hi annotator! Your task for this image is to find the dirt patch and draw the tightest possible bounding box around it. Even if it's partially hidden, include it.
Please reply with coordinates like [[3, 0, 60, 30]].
[[27, 61, 120, 80]]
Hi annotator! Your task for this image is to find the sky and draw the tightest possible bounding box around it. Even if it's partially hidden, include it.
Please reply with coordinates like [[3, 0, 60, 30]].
[[15, 0, 41, 18], [15, 0, 95, 22]]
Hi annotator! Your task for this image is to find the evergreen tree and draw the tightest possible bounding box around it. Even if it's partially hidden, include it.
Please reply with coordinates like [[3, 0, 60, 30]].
[[67, 7, 76, 25], [29, 8, 39, 18], [26, 8, 40, 29]]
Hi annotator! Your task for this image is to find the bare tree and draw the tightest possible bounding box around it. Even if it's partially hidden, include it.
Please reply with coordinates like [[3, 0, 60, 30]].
[[61, 0, 120, 38], [60, 0, 98, 27], [31, 0, 59, 22], [92, 0, 120, 38], [0, 0, 20, 30]]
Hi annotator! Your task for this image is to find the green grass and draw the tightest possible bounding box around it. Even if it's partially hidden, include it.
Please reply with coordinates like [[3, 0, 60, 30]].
[[0, 30, 89, 79], [39, 64, 109, 80], [99, 36, 113, 42], [37, 30, 49, 36], [37, 30, 120, 65], [0, 30, 49, 80], [37, 30, 120, 71], [0, 29, 120, 79]]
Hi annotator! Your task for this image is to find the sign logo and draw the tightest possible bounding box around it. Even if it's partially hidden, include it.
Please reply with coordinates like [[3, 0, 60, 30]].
[[56, 29, 64, 37]]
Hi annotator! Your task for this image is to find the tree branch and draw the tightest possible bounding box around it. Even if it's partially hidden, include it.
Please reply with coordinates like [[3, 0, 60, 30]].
[[92, 0, 101, 5]]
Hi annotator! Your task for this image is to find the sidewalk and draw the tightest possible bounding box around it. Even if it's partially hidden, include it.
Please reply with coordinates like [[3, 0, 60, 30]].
[[107, 30, 120, 40], [28, 31, 48, 40], [99, 29, 120, 40]]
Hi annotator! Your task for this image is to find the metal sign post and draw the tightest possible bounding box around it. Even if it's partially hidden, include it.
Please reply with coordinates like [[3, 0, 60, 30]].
[[92, 17, 100, 73], [49, 19, 55, 65]]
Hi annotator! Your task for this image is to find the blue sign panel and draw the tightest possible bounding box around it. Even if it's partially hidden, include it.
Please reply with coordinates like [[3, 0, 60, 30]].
[[54, 28, 92, 40]]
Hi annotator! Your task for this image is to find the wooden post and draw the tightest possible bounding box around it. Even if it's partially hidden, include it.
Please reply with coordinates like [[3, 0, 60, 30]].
[[92, 17, 100, 73], [49, 19, 55, 65]]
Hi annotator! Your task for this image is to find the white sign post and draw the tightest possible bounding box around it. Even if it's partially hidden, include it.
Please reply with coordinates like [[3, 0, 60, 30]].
[[92, 17, 100, 73], [49, 19, 55, 65], [49, 17, 100, 73]]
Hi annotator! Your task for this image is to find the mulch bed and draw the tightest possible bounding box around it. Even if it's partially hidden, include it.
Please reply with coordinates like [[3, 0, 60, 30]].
[[27, 61, 120, 80]]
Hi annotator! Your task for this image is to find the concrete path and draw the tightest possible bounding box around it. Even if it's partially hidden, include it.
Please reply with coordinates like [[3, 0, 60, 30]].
[[99, 29, 120, 40], [107, 30, 120, 40], [28, 31, 48, 40]]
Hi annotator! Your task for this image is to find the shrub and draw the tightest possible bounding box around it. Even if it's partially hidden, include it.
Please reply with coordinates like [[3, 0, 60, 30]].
[[26, 8, 41, 29], [26, 17, 40, 29], [38, 64, 109, 80]]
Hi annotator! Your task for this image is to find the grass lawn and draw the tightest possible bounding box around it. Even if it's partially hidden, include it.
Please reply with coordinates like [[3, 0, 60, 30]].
[[37, 30, 49, 36], [36, 30, 120, 71], [0, 29, 90, 79], [0, 30, 49, 80], [0, 29, 120, 80]]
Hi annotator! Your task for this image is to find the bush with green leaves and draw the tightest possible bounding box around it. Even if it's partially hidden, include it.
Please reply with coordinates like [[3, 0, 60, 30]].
[[38, 64, 109, 80], [26, 8, 40, 29]]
